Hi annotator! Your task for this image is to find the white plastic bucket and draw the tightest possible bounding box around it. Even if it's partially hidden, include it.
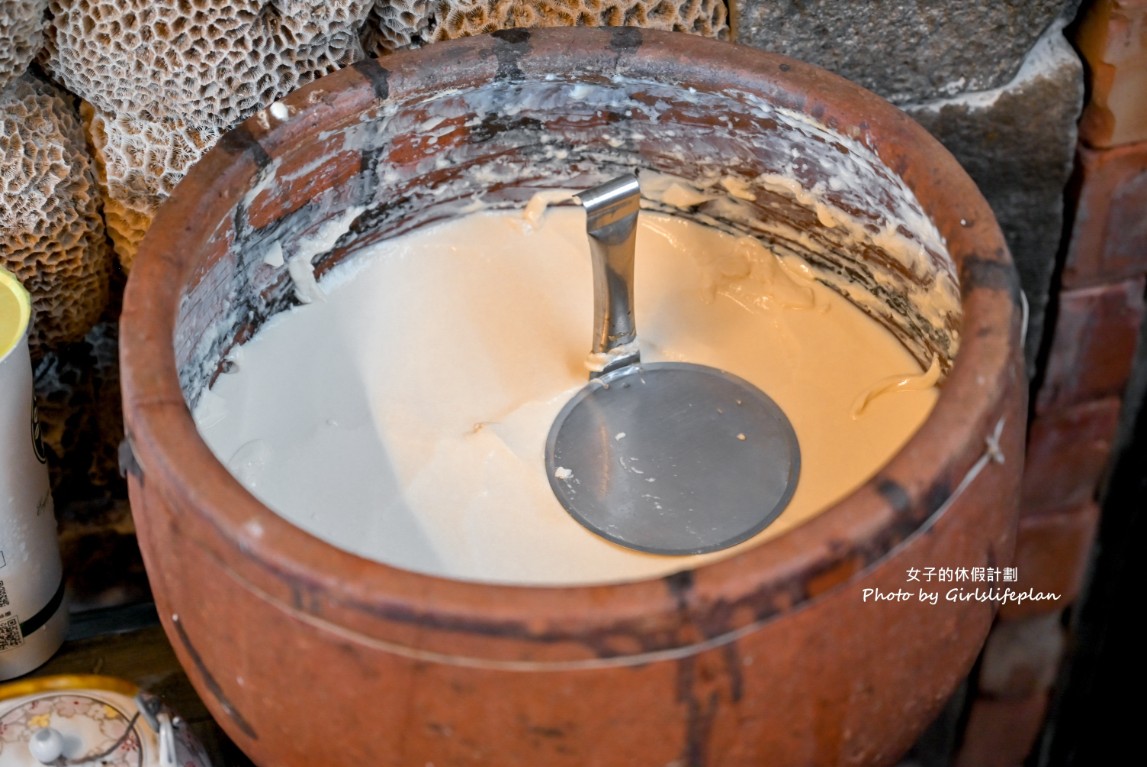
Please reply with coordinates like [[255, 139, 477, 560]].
[[0, 267, 67, 679]]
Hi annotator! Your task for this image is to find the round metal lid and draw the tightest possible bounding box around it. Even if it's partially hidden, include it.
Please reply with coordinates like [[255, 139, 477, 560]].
[[546, 362, 801, 555]]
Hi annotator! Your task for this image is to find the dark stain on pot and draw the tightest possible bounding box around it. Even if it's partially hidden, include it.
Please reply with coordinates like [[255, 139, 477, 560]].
[[733, 578, 811, 627], [598, 109, 630, 128], [351, 58, 391, 101], [312, 228, 368, 280], [664, 570, 695, 608], [609, 26, 642, 52], [876, 477, 912, 517], [491, 28, 531, 81], [805, 555, 863, 597], [360, 143, 389, 180], [527, 724, 567, 740], [470, 112, 544, 143], [217, 124, 272, 170], [200, 283, 286, 392], [248, 281, 292, 329], [826, 537, 850, 555], [721, 643, 745, 702], [350, 192, 417, 234], [925, 475, 954, 517], [960, 254, 1022, 308], [228, 196, 253, 247], [171, 616, 259, 741], [329, 589, 719, 658], [291, 582, 324, 614], [676, 656, 720, 766]]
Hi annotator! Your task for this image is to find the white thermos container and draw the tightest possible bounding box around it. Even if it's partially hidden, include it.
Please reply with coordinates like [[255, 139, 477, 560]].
[[0, 267, 67, 680]]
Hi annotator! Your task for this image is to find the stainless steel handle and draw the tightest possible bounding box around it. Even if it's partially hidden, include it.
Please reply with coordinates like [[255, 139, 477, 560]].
[[576, 174, 642, 376]]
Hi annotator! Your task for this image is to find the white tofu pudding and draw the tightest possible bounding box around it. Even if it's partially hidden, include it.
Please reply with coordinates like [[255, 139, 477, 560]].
[[193, 203, 940, 585]]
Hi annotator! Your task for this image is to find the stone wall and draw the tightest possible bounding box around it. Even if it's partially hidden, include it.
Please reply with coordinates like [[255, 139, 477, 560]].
[[1, 1, 1127, 765], [738, 0, 1084, 374]]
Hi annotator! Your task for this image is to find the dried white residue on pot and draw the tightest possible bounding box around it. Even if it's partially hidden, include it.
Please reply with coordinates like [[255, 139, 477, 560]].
[[321, 76, 958, 370], [284, 205, 364, 304], [171, 69, 967, 586]]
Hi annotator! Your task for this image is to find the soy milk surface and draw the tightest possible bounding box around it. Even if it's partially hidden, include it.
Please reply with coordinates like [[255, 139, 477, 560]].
[[194, 207, 940, 585]]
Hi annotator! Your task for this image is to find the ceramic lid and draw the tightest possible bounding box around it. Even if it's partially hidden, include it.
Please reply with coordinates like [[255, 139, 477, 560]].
[[0, 676, 211, 767]]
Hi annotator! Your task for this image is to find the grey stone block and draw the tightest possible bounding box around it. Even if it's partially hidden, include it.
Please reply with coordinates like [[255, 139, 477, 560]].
[[904, 24, 1083, 374], [734, 0, 1076, 105]]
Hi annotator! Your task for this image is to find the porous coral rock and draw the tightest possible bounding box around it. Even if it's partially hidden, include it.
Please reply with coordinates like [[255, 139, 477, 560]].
[[41, 0, 373, 129], [431, 0, 727, 41], [0, 72, 111, 356], [82, 104, 222, 270], [362, 0, 433, 55], [0, 0, 48, 90]]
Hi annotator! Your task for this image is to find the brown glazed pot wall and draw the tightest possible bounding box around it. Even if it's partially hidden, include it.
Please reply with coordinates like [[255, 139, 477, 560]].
[[120, 28, 1027, 767]]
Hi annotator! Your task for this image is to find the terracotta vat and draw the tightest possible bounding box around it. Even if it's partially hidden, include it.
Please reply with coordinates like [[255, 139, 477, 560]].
[[120, 28, 1026, 767]]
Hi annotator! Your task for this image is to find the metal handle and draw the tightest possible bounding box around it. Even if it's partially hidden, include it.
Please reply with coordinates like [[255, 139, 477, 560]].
[[576, 174, 642, 376]]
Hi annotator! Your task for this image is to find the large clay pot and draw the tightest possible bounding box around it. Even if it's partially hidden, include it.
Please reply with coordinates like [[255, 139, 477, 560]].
[[120, 27, 1026, 767]]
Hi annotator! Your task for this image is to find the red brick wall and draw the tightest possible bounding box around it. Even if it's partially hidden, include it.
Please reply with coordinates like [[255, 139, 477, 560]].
[[954, 2, 1147, 764]]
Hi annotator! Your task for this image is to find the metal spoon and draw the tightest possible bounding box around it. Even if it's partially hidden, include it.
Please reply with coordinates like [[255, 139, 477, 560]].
[[544, 174, 801, 555]]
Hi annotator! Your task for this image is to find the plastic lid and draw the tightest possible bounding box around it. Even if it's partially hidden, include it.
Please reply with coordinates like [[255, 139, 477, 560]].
[[0, 267, 31, 362]]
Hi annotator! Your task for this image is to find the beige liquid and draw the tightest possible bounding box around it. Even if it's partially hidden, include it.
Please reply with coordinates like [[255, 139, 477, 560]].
[[194, 207, 940, 585]]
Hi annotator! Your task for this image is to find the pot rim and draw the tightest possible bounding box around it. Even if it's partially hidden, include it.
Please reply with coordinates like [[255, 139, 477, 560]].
[[120, 27, 1024, 658]]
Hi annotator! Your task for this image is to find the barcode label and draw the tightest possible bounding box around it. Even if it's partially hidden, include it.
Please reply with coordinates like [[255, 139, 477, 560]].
[[0, 614, 22, 652], [0, 579, 8, 609]]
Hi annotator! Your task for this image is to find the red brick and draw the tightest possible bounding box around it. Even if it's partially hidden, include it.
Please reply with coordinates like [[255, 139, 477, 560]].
[[1062, 143, 1147, 287], [977, 614, 1066, 699], [1076, 1, 1147, 148], [954, 694, 1049, 767], [1021, 398, 1122, 513], [998, 502, 1100, 620], [1035, 278, 1145, 412]]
